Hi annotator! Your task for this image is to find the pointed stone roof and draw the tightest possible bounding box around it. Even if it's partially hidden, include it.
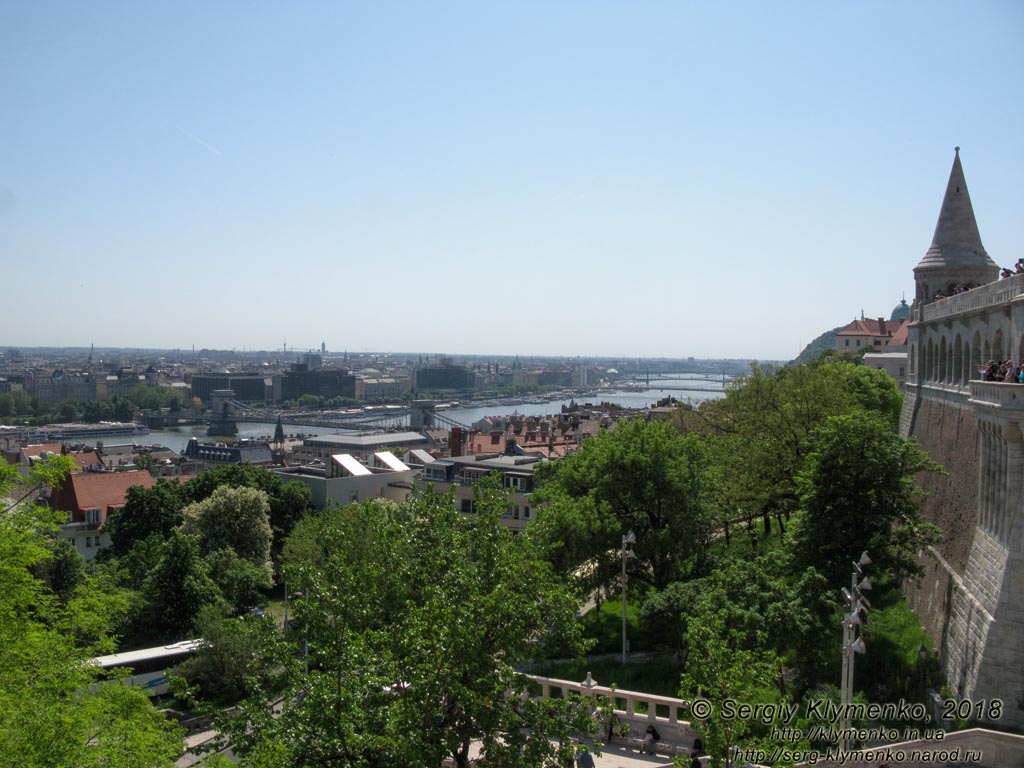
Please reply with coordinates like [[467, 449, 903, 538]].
[[916, 147, 995, 272]]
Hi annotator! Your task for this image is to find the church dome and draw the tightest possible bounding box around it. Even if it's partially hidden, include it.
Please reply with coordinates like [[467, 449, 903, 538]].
[[890, 299, 910, 321]]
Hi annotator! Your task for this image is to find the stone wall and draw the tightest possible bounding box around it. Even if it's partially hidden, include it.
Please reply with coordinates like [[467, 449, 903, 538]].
[[901, 389, 1024, 728], [901, 395, 979, 572]]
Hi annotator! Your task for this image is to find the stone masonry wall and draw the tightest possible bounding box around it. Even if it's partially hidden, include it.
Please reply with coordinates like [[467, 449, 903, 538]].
[[901, 392, 1024, 728], [902, 396, 979, 573]]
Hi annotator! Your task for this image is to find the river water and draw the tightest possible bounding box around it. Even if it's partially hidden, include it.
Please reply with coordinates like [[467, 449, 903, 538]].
[[141, 377, 726, 455]]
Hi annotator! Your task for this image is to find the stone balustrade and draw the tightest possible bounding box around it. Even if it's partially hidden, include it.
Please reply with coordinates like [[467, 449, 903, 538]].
[[525, 673, 698, 746], [970, 380, 1024, 409], [921, 273, 1024, 323]]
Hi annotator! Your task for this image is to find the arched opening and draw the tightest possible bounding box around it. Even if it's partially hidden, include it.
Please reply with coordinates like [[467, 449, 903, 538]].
[[974, 331, 983, 377], [963, 341, 971, 383], [928, 339, 936, 381], [910, 343, 916, 378], [994, 329, 1005, 362], [939, 338, 948, 382], [984, 339, 992, 363], [953, 336, 963, 386]]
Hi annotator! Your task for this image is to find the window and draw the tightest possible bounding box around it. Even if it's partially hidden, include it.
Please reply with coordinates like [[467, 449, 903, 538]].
[[856, 339, 861, 347], [524, 506, 531, 519], [85, 536, 92, 548], [844, 339, 850, 347]]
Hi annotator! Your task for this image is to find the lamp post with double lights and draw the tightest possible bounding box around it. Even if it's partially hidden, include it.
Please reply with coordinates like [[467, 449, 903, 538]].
[[839, 551, 872, 753], [621, 530, 636, 666]]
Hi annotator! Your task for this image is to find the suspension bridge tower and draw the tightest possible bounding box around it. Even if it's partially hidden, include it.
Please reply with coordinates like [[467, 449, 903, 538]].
[[207, 389, 239, 436]]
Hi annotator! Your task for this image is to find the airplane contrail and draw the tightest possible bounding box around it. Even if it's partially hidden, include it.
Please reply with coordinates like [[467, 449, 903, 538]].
[[177, 127, 222, 156]]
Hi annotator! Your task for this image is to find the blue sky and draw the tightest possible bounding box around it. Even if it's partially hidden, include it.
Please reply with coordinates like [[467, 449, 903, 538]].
[[3, 1, 1022, 359]]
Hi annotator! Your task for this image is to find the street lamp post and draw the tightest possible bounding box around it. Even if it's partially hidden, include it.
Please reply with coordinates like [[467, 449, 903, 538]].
[[839, 551, 871, 753], [621, 530, 636, 666]]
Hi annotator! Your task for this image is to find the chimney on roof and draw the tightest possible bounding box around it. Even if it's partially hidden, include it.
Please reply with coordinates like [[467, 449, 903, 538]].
[[878, 318, 887, 336], [450, 427, 463, 458]]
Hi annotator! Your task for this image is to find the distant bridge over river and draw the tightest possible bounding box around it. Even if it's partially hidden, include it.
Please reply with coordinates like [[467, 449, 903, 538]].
[[205, 391, 469, 436], [614, 371, 732, 394]]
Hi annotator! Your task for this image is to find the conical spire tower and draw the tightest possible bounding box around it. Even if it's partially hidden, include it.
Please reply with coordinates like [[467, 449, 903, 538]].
[[914, 147, 998, 303]]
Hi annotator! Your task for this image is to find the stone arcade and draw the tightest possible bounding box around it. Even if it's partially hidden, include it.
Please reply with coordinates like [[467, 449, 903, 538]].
[[901, 148, 1024, 728]]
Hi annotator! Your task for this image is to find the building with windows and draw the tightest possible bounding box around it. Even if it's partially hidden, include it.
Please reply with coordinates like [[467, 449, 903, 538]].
[[273, 451, 416, 509], [412, 362, 477, 393], [899, 148, 1024, 729], [50, 470, 157, 560], [835, 315, 907, 352], [291, 432, 432, 465], [189, 373, 279, 404], [417, 452, 542, 533]]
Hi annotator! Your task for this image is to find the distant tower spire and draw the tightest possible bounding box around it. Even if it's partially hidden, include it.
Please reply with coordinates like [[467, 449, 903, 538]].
[[914, 147, 998, 303]]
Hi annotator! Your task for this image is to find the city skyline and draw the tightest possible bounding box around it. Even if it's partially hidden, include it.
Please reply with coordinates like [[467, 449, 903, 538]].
[[3, 2, 1023, 359]]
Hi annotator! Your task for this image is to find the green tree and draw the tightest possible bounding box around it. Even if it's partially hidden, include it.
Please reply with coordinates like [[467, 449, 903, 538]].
[[83, 399, 112, 423], [126, 384, 166, 411], [133, 450, 157, 476], [206, 547, 273, 614], [177, 605, 287, 705], [110, 395, 136, 422], [33, 538, 86, 603], [533, 418, 710, 590], [105, 480, 184, 556], [643, 556, 832, 691], [58, 400, 79, 422], [181, 464, 310, 555], [138, 531, 221, 643], [684, 361, 903, 542], [0, 457, 181, 767], [181, 485, 273, 577], [789, 413, 942, 587], [680, 615, 784, 768], [215, 491, 597, 767]]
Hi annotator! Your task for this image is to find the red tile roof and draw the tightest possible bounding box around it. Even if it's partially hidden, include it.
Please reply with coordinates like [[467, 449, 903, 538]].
[[888, 322, 909, 347], [50, 471, 157, 526]]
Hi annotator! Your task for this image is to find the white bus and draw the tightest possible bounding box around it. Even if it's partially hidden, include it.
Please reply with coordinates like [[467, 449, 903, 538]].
[[90, 639, 202, 696]]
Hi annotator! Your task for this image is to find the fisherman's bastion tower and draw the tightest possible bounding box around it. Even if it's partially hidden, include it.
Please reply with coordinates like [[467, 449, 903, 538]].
[[901, 148, 1024, 728]]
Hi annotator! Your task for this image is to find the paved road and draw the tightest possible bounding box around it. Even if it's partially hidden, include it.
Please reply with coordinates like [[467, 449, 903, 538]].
[[592, 742, 677, 767]]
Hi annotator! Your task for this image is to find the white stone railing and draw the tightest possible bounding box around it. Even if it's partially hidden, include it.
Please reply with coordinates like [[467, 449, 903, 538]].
[[914, 381, 972, 406], [921, 273, 1024, 323], [969, 381, 1024, 409], [524, 674, 697, 746]]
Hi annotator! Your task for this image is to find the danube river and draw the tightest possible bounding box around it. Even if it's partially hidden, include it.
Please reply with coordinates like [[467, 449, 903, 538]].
[[143, 377, 727, 455]]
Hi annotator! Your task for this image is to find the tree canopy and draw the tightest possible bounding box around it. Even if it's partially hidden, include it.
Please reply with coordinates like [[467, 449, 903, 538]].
[[0, 456, 181, 767], [181, 463, 310, 552], [790, 412, 942, 587], [532, 418, 711, 591], [212, 489, 598, 767]]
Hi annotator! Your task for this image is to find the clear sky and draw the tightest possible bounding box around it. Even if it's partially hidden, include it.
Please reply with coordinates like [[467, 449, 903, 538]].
[[3, 1, 1022, 360]]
